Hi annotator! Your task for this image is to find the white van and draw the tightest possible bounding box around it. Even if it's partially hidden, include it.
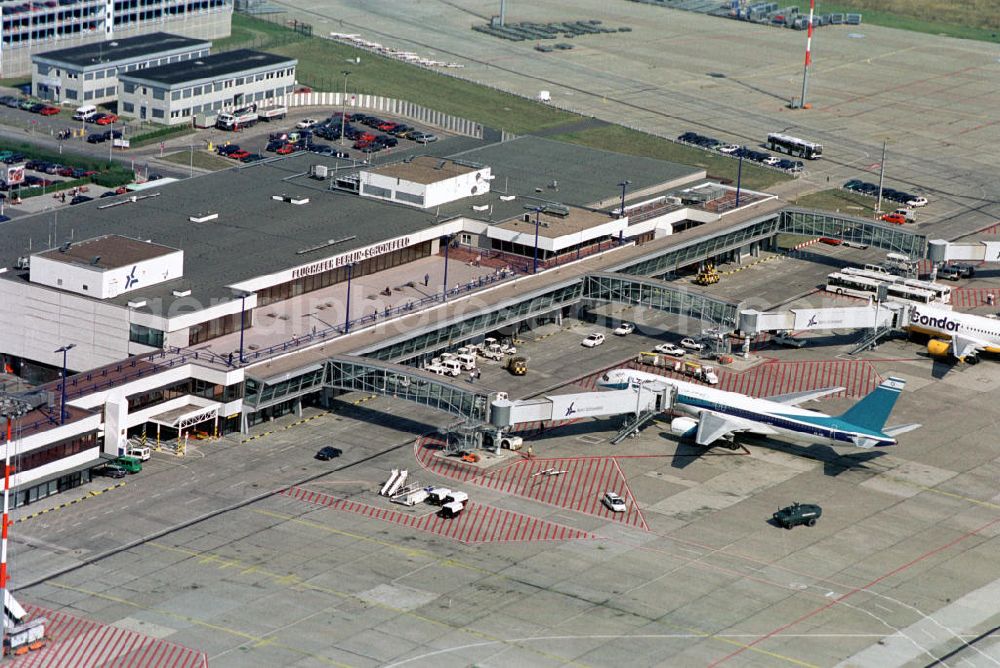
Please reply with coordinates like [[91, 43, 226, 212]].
[[439, 501, 465, 518], [439, 359, 463, 376], [426, 487, 452, 505], [72, 105, 97, 121], [453, 354, 477, 370], [126, 445, 151, 461], [444, 491, 468, 505]]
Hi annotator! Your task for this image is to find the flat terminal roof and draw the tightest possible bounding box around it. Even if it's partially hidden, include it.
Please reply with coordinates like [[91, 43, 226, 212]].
[[366, 156, 480, 185], [0, 135, 701, 316], [119, 50, 296, 87], [35, 235, 178, 270], [32, 32, 210, 69], [496, 207, 612, 238]]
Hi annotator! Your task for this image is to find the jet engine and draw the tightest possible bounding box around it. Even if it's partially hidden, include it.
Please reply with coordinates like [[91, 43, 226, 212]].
[[926, 339, 951, 358], [669, 417, 698, 438]]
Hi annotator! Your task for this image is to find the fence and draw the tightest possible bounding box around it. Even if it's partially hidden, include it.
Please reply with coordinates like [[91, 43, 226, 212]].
[[276, 92, 484, 139]]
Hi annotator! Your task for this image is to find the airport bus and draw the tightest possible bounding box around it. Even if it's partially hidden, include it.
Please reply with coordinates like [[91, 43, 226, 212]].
[[840, 267, 951, 305], [827, 272, 945, 305], [766, 132, 823, 159]]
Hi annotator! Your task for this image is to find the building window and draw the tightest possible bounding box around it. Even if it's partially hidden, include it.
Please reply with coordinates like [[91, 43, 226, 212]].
[[65, 89, 78, 100], [122, 101, 134, 112], [84, 72, 94, 80], [171, 90, 181, 100], [193, 85, 202, 95], [123, 81, 135, 94], [152, 108, 164, 118], [153, 88, 165, 100], [104, 87, 115, 97], [183, 88, 192, 98], [129, 323, 164, 347], [189, 312, 245, 345]]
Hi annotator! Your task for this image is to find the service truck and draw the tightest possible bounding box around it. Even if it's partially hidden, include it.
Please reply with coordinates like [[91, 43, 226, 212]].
[[258, 105, 288, 122], [216, 105, 258, 130]]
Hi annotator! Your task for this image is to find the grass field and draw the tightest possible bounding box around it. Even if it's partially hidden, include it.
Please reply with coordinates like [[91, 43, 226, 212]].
[[817, 1, 1000, 43], [159, 150, 234, 172], [792, 188, 878, 216]]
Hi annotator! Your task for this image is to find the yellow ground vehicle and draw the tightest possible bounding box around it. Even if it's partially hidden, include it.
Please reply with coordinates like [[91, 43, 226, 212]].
[[506, 356, 528, 375], [694, 263, 720, 285]]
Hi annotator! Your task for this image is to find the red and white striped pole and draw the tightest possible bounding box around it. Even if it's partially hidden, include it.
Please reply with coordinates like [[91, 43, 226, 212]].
[[1, 416, 12, 631], [799, 0, 815, 108]]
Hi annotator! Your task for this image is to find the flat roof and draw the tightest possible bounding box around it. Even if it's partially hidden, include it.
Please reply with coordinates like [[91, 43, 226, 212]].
[[0, 135, 701, 317], [496, 206, 612, 238], [119, 50, 296, 87], [365, 156, 480, 185], [32, 32, 209, 69], [35, 235, 178, 270]]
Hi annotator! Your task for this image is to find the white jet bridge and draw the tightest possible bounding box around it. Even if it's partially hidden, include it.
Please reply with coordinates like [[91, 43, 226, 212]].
[[490, 381, 677, 445], [928, 238, 1000, 265], [739, 301, 913, 353]]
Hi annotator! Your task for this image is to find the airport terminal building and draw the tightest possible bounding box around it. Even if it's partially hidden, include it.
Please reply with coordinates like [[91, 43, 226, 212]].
[[0, 135, 747, 506]]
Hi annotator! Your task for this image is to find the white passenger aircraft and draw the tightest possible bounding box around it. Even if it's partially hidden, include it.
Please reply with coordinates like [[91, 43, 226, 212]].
[[906, 304, 1000, 363], [598, 369, 919, 448]]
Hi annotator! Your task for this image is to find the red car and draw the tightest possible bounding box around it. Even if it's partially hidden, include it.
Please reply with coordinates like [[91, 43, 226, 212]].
[[275, 144, 295, 155], [39, 105, 60, 116], [881, 213, 907, 225], [57, 166, 75, 177], [377, 121, 397, 132], [94, 113, 117, 125], [228, 149, 250, 160]]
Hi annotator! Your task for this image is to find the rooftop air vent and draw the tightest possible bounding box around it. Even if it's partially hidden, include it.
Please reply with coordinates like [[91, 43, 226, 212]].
[[89, 256, 101, 266], [499, 195, 515, 202], [272, 194, 310, 205], [127, 299, 147, 308], [172, 289, 191, 297], [189, 212, 218, 223], [472, 204, 489, 212]]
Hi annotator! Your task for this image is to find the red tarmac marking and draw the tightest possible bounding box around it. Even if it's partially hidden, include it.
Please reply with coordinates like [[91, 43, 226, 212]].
[[20, 605, 206, 668], [281, 486, 590, 543]]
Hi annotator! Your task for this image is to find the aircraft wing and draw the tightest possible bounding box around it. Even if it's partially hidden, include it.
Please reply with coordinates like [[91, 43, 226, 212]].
[[765, 386, 845, 406], [951, 334, 989, 360], [694, 410, 774, 446]]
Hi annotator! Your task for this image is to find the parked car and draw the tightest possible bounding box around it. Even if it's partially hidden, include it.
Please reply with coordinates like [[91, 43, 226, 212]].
[[762, 155, 781, 166], [881, 213, 907, 225], [276, 144, 296, 155], [38, 105, 60, 116], [410, 131, 438, 143], [937, 265, 962, 281], [581, 332, 605, 348], [86, 133, 106, 144], [228, 149, 250, 160], [680, 337, 704, 351], [907, 195, 928, 207], [69, 195, 94, 205], [773, 502, 822, 529], [602, 491, 627, 513], [717, 143, 739, 154], [315, 446, 342, 460], [295, 118, 318, 129], [654, 343, 686, 356], [613, 322, 635, 336], [98, 463, 127, 478], [95, 113, 117, 125]]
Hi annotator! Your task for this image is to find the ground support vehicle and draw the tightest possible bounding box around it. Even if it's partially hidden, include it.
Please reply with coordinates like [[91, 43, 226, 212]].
[[773, 502, 822, 529]]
